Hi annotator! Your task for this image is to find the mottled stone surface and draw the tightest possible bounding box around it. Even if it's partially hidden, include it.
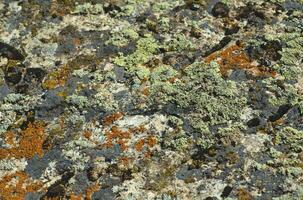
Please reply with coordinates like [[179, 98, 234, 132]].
[[0, 0, 302, 199]]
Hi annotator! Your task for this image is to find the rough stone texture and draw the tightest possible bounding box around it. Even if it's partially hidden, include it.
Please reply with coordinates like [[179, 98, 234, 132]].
[[0, 0, 302, 199]]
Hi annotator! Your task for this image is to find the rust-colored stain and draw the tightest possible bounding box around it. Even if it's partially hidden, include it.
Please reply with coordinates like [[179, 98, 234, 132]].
[[204, 43, 277, 77], [144, 150, 152, 158], [85, 182, 100, 200], [119, 156, 134, 167], [135, 138, 145, 151], [0, 121, 46, 159], [42, 64, 71, 90], [83, 131, 92, 139], [237, 188, 253, 200], [102, 112, 124, 126], [129, 125, 146, 134], [142, 87, 150, 96], [135, 136, 157, 152], [146, 136, 157, 147], [70, 194, 83, 200], [0, 171, 42, 200], [103, 126, 130, 151]]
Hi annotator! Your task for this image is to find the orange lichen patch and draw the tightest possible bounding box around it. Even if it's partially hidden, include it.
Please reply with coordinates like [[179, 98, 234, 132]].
[[135, 136, 157, 152], [57, 90, 69, 99], [5, 131, 16, 146], [146, 136, 157, 147], [83, 131, 92, 139], [128, 125, 146, 134], [119, 156, 134, 167], [135, 139, 145, 151], [272, 118, 285, 126], [85, 182, 100, 200], [70, 194, 83, 200], [117, 139, 128, 151], [42, 63, 73, 90], [0, 171, 42, 200], [141, 87, 150, 96], [144, 151, 152, 158], [103, 126, 130, 151], [72, 37, 82, 47], [204, 43, 277, 77], [0, 121, 46, 159], [167, 77, 178, 83], [102, 112, 124, 126]]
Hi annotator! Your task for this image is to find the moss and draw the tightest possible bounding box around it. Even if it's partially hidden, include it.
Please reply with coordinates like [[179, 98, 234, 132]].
[[175, 62, 246, 125], [149, 61, 246, 149], [114, 35, 159, 73], [164, 33, 196, 52], [162, 122, 191, 151], [66, 94, 89, 109], [275, 32, 303, 80], [261, 78, 302, 107], [152, 1, 176, 12], [150, 65, 178, 83], [276, 127, 303, 152], [72, 3, 104, 14], [106, 25, 139, 47], [136, 65, 150, 80]]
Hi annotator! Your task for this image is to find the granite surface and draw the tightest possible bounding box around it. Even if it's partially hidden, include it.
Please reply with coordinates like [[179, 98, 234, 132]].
[[0, 0, 303, 199]]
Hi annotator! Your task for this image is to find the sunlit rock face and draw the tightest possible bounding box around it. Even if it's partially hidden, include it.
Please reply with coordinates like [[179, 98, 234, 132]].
[[0, 0, 302, 199]]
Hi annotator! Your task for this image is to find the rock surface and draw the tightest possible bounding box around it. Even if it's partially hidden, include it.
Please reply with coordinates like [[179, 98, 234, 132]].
[[0, 0, 302, 199]]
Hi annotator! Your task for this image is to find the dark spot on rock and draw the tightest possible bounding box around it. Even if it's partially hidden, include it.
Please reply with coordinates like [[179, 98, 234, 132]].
[[41, 171, 74, 199], [121, 169, 133, 181], [224, 26, 240, 35], [203, 36, 232, 57], [211, 2, 229, 18], [191, 147, 208, 161], [87, 166, 98, 182], [221, 185, 233, 198], [0, 42, 24, 60], [103, 4, 122, 16], [24, 68, 46, 84], [261, 40, 282, 61], [61, 171, 74, 184], [162, 53, 193, 70], [188, 3, 201, 11], [259, 58, 271, 66], [55, 60, 61, 66], [237, 3, 266, 27], [56, 25, 81, 55], [246, 40, 282, 65], [268, 104, 291, 122], [15, 83, 28, 94], [247, 117, 260, 127], [4, 64, 24, 85], [20, 110, 35, 130], [42, 184, 65, 199], [204, 197, 218, 200], [56, 160, 74, 175], [237, 3, 255, 19]]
